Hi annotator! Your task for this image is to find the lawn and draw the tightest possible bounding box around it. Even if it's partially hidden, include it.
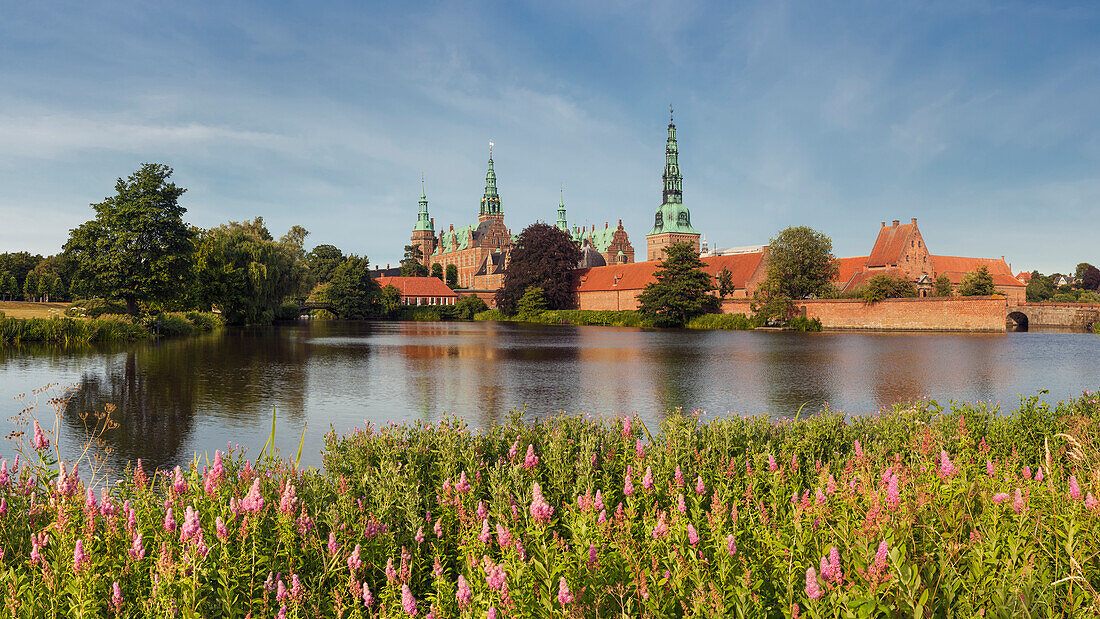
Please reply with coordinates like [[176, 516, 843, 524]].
[[0, 300, 71, 319]]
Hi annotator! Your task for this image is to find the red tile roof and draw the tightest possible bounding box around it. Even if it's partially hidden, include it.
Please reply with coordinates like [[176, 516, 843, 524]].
[[841, 267, 908, 293], [574, 252, 766, 292], [1016, 271, 1032, 283], [376, 277, 458, 297], [930, 255, 1023, 287], [867, 223, 914, 267], [833, 256, 869, 287]]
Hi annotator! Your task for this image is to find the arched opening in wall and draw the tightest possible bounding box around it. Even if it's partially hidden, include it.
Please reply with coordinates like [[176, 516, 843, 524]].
[[1006, 311, 1029, 332]]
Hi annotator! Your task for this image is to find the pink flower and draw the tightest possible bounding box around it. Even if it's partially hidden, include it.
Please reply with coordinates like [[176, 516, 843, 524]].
[[828, 547, 842, 583], [486, 564, 507, 591], [347, 544, 362, 572], [417, 526, 426, 544], [32, 420, 48, 451], [938, 451, 956, 478], [623, 466, 634, 496], [1023, 466, 1032, 480], [401, 584, 418, 616], [588, 543, 598, 568], [1013, 488, 1026, 514], [279, 482, 298, 515], [363, 583, 374, 607], [557, 577, 574, 605], [642, 466, 654, 490], [73, 539, 87, 571], [1086, 493, 1099, 511], [180, 505, 202, 543], [276, 578, 288, 602], [241, 478, 264, 513], [327, 532, 338, 555], [652, 511, 669, 539], [815, 488, 826, 505], [805, 567, 823, 599], [886, 474, 900, 509], [386, 557, 397, 582], [434, 518, 443, 538], [677, 493, 686, 514], [488, 607, 498, 619], [478, 519, 491, 543], [129, 531, 144, 560], [496, 523, 512, 547], [674, 466, 684, 487], [173, 466, 188, 495], [111, 581, 123, 610], [635, 438, 644, 458], [1035, 467, 1044, 482], [622, 415, 632, 437], [986, 460, 995, 478], [163, 508, 177, 533], [598, 509, 606, 524], [875, 541, 889, 570], [455, 471, 471, 493], [530, 482, 554, 523], [695, 476, 705, 495], [1070, 476, 1082, 501], [992, 492, 1010, 504], [593, 490, 604, 511], [768, 454, 778, 472], [477, 500, 488, 520], [854, 440, 863, 459], [687, 524, 700, 546], [826, 475, 837, 495], [523, 445, 539, 469], [457, 575, 472, 608], [508, 440, 519, 460], [726, 534, 737, 556]]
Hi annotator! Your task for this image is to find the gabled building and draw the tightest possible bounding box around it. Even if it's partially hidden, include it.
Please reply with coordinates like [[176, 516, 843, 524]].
[[410, 147, 515, 290], [376, 276, 458, 306], [554, 191, 635, 266]]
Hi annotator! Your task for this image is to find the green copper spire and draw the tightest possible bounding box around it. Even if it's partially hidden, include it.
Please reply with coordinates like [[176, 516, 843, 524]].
[[556, 186, 568, 231], [647, 106, 699, 236], [413, 174, 433, 231], [479, 141, 502, 217]]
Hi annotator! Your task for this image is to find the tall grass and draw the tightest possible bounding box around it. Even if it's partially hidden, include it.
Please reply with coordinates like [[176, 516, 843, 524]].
[[686, 312, 754, 330], [0, 312, 224, 344]]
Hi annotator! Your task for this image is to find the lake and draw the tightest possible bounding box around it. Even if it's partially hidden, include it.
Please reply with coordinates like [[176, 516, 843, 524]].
[[1, 320, 1098, 473]]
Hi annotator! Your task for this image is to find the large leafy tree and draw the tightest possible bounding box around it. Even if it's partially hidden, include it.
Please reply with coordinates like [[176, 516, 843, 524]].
[[637, 242, 718, 326], [860, 274, 917, 302], [306, 244, 345, 284], [325, 256, 381, 319], [62, 163, 195, 314], [496, 223, 582, 315], [1026, 271, 1055, 301], [445, 264, 459, 289], [0, 252, 44, 290], [934, 274, 954, 297], [193, 218, 310, 324], [763, 226, 839, 300], [959, 266, 995, 296], [1081, 265, 1100, 291]]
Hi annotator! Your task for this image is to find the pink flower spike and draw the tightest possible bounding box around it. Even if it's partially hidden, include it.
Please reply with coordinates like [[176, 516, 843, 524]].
[[557, 577, 574, 605], [726, 534, 736, 556], [363, 582, 374, 607], [875, 540, 888, 570], [828, 547, 842, 583], [1035, 467, 1044, 482], [623, 467, 634, 497], [163, 508, 177, 533], [805, 567, 823, 599], [642, 466, 654, 490], [111, 581, 123, 609], [347, 544, 362, 572], [652, 511, 669, 539], [768, 454, 778, 472], [687, 524, 700, 546], [1085, 492, 1099, 511], [73, 539, 87, 571], [1070, 476, 1082, 501], [986, 460, 995, 478], [1013, 488, 1026, 513], [33, 420, 48, 451], [635, 438, 644, 458], [523, 445, 539, 469], [455, 471, 471, 493], [677, 493, 686, 514], [327, 532, 338, 554], [508, 440, 519, 460], [992, 492, 1009, 504], [173, 466, 188, 495], [529, 482, 554, 523], [854, 439, 863, 459], [456, 575, 472, 608], [695, 476, 705, 495], [886, 474, 900, 509], [401, 583, 418, 616], [674, 465, 684, 487], [938, 451, 956, 478]]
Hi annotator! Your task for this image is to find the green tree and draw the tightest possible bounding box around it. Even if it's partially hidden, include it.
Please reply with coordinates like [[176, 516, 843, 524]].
[[1026, 271, 1055, 302], [959, 266, 995, 296], [454, 295, 488, 320], [1075, 263, 1096, 282], [763, 226, 839, 300], [51, 277, 66, 302], [431, 263, 444, 281], [325, 256, 381, 319], [193, 218, 310, 325], [637, 242, 718, 326], [516, 286, 549, 317], [377, 284, 402, 319], [0, 252, 44, 290], [306, 244, 345, 284], [23, 271, 38, 302], [496, 223, 582, 315], [62, 163, 195, 315], [860, 274, 917, 302], [400, 245, 428, 277], [445, 264, 459, 289], [0, 272, 11, 300], [1081, 265, 1100, 291], [37, 274, 52, 302], [716, 267, 735, 298], [934, 274, 954, 298]]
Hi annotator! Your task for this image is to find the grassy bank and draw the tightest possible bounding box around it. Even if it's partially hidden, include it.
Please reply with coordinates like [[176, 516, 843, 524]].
[[474, 309, 824, 331], [0, 311, 223, 344], [5, 392, 1100, 616]]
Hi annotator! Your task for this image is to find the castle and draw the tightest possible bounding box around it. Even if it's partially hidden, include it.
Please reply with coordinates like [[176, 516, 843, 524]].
[[410, 112, 699, 286]]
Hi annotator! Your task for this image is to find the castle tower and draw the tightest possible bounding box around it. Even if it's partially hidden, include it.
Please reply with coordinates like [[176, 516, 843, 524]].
[[478, 142, 503, 222], [411, 175, 436, 266], [556, 187, 568, 231], [646, 107, 700, 261]]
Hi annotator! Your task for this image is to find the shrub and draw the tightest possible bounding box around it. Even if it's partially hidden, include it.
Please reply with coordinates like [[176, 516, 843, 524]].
[[455, 296, 489, 320], [154, 312, 194, 337], [787, 316, 823, 332], [185, 311, 224, 331], [66, 298, 128, 318], [474, 309, 507, 321], [686, 313, 754, 330], [274, 302, 301, 321], [859, 274, 917, 302]]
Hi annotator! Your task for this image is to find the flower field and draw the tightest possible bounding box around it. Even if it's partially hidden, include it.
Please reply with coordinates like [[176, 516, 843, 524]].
[[3, 392, 1100, 617]]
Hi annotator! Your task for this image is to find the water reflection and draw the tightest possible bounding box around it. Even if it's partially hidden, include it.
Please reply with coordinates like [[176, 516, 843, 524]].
[[0, 322, 1096, 472]]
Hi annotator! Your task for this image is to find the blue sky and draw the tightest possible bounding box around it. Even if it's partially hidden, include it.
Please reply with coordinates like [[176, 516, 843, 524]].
[[1, 1, 1097, 273]]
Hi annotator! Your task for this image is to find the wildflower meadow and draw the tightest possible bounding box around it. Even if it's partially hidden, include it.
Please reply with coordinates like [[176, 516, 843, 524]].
[[3, 391, 1100, 617]]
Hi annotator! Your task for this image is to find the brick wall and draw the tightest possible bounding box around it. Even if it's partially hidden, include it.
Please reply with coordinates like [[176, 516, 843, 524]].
[[796, 297, 1007, 331], [576, 289, 642, 311]]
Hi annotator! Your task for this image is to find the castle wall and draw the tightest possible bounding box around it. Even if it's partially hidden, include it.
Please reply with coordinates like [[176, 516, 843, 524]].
[[717, 297, 1008, 331]]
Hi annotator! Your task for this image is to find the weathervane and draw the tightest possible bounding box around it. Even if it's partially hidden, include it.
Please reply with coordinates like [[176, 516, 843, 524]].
[[669, 104, 674, 122], [489, 140, 494, 158]]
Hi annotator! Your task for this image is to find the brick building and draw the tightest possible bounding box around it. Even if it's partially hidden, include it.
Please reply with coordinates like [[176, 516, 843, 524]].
[[376, 276, 458, 306], [410, 149, 515, 290]]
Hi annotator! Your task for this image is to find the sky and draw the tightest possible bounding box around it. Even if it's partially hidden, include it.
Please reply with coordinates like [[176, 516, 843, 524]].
[[1, 1, 1097, 273]]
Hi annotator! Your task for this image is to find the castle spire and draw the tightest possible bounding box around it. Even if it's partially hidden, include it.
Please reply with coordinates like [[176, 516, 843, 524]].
[[556, 186, 568, 231], [480, 141, 502, 217], [663, 108, 682, 205], [413, 173, 433, 232]]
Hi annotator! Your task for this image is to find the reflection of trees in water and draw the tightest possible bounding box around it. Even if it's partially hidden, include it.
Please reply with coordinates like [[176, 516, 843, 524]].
[[646, 333, 707, 416], [64, 328, 312, 472], [866, 335, 935, 410], [761, 335, 838, 417]]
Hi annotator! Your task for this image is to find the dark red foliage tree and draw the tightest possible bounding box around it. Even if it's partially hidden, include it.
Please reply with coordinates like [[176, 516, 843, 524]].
[[495, 223, 582, 315]]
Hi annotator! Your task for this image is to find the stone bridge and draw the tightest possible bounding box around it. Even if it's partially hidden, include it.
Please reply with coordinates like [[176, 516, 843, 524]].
[[1006, 303, 1100, 332], [300, 302, 339, 317]]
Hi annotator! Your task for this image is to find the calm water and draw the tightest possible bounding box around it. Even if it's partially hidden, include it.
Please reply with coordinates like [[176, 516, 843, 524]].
[[1, 321, 1098, 473]]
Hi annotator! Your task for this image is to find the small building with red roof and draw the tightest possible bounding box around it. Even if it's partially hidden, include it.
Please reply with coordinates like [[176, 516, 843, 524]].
[[375, 277, 458, 306]]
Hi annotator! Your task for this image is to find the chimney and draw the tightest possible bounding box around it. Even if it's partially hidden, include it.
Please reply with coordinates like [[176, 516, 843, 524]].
[[605, 222, 608, 228], [892, 220, 900, 227], [911, 218, 917, 225], [449, 224, 454, 231], [386, 264, 390, 269], [430, 217, 434, 226], [881, 222, 886, 227]]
